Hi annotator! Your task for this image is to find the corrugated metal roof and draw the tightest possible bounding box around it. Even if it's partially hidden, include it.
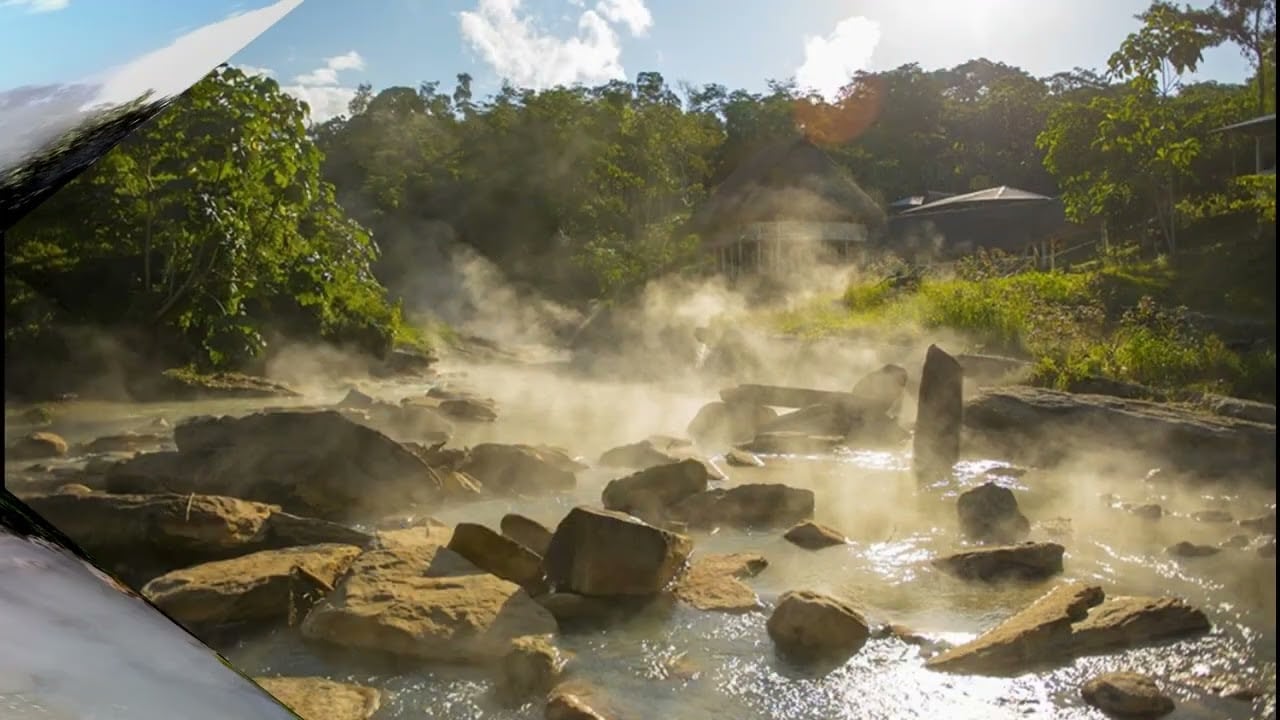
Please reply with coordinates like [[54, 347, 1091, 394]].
[[900, 185, 1052, 215]]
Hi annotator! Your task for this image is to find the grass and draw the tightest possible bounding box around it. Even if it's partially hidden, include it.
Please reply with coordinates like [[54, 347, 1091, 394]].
[[768, 255, 1276, 403]]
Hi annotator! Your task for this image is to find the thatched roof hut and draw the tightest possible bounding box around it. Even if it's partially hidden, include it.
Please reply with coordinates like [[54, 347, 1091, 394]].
[[689, 138, 886, 251]]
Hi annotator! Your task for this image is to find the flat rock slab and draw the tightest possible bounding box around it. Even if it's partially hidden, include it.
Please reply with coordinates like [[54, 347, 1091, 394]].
[[673, 552, 768, 613], [932, 542, 1065, 582], [926, 582, 1104, 675], [447, 522, 546, 594], [143, 544, 362, 627], [671, 483, 815, 530], [300, 545, 557, 662], [254, 677, 382, 720], [964, 386, 1276, 480], [927, 584, 1211, 676]]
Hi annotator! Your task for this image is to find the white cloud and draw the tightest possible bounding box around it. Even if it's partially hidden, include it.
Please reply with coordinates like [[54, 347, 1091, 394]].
[[83, 0, 302, 110], [795, 15, 882, 102], [1, 0, 70, 13], [595, 0, 651, 36], [459, 0, 653, 90], [280, 51, 366, 123]]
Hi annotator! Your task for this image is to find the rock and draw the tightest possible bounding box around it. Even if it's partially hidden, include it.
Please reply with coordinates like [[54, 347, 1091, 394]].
[[956, 482, 1031, 544], [601, 459, 711, 522], [543, 506, 692, 597], [882, 624, 953, 658], [673, 552, 768, 613], [374, 347, 437, 378], [759, 404, 855, 437], [739, 432, 845, 455], [338, 387, 376, 408], [459, 443, 577, 496], [1201, 393, 1276, 425], [16, 491, 370, 584], [687, 401, 776, 446], [501, 513, 554, 556], [1081, 672, 1174, 718], [912, 344, 964, 482], [142, 544, 361, 628], [1166, 541, 1221, 558], [80, 432, 166, 454], [1069, 596, 1211, 656], [300, 545, 557, 662], [926, 582, 1105, 675], [6, 432, 69, 460], [122, 410, 451, 520], [850, 364, 909, 418], [1255, 535, 1276, 558], [375, 518, 454, 550], [598, 436, 695, 469], [546, 687, 608, 720], [783, 521, 849, 550], [130, 369, 300, 401], [20, 406, 54, 426], [447, 523, 546, 595], [1220, 534, 1251, 549], [963, 386, 1276, 482], [932, 542, 1065, 582], [1129, 503, 1164, 520], [56, 482, 93, 495], [254, 677, 382, 720], [496, 635, 564, 703], [1239, 510, 1276, 534], [535, 593, 620, 626], [671, 484, 815, 530], [766, 590, 871, 663], [725, 449, 764, 467], [955, 354, 1034, 384], [1191, 509, 1233, 523], [438, 397, 498, 423]]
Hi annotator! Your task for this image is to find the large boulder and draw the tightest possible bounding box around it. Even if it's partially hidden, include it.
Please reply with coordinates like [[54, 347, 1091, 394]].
[[598, 436, 696, 469], [1081, 672, 1175, 718], [501, 513, 554, 556], [16, 491, 370, 584], [956, 482, 1031, 544], [254, 677, 382, 720], [912, 345, 964, 482], [142, 544, 362, 628], [766, 590, 871, 663], [112, 410, 450, 520], [543, 506, 692, 597], [673, 552, 768, 613], [926, 582, 1104, 675], [932, 542, 1065, 582], [300, 545, 557, 662], [671, 484, 815, 530], [447, 522, 546, 594], [964, 385, 1277, 481], [458, 443, 578, 496], [6, 431, 69, 460], [546, 685, 610, 720], [600, 459, 711, 522]]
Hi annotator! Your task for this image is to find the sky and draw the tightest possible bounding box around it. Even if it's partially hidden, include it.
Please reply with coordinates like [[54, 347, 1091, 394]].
[[0, 0, 1260, 127]]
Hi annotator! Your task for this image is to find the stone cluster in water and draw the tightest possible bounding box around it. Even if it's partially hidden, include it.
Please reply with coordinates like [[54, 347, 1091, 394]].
[[4, 343, 1276, 719]]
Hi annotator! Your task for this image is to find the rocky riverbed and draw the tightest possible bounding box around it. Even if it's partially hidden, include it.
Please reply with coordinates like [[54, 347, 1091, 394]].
[[3, 347, 1276, 720]]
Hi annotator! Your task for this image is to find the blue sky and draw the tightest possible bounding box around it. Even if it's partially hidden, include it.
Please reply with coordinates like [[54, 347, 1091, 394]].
[[1, 0, 1260, 125]]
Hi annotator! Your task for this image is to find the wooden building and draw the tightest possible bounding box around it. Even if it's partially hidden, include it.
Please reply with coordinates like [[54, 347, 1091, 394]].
[[688, 138, 886, 276]]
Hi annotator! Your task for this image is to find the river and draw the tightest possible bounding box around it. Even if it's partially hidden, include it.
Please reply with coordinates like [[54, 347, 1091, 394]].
[[3, 359, 1276, 720]]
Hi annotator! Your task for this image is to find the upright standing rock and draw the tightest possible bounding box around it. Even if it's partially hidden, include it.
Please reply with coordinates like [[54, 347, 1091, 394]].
[[913, 345, 964, 483]]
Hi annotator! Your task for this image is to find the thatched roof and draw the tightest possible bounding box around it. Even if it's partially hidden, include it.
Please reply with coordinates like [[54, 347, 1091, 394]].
[[689, 138, 886, 244]]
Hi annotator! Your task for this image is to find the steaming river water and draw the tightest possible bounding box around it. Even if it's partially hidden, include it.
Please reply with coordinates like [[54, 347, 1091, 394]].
[[4, 361, 1277, 720]]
